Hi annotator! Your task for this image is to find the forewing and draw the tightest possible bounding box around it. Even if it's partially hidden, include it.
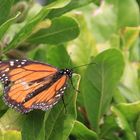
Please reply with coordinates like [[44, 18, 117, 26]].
[[0, 59, 58, 113]]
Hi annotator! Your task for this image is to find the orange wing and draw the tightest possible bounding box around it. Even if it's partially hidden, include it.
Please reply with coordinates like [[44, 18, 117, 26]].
[[23, 75, 67, 111], [0, 59, 69, 113]]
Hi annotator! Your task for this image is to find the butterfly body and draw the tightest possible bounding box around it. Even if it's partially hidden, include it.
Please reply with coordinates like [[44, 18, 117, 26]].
[[0, 60, 72, 113]]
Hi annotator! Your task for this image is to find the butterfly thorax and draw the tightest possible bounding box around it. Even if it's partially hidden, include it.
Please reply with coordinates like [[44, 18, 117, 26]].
[[59, 69, 72, 78]]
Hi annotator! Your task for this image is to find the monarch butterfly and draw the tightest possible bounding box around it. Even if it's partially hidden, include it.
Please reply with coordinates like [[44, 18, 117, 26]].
[[0, 59, 73, 113]]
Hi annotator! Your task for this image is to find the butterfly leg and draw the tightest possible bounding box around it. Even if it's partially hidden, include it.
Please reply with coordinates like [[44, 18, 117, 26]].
[[70, 78, 80, 93], [62, 95, 67, 113]]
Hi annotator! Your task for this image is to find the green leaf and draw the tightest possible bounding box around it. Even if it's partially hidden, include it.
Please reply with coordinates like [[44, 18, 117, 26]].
[[90, 0, 139, 42], [115, 0, 140, 28], [129, 39, 140, 62], [0, 0, 14, 25], [0, 130, 21, 140], [136, 115, 140, 140], [117, 101, 140, 122], [119, 61, 140, 102], [0, 109, 24, 131], [111, 106, 136, 140], [0, 97, 7, 112], [91, 1, 118, 42], [30, 47, 48, 62], [71, 121, 98, 140], [68, 14, 97, 67], [0, 12, 20, 40], [46, 45, 73, 68], [3, 0, 70, 53], [29, 44, 72, 68], [82, 49, 124, 132], [45, 0, 71, 9], [21, 111, 45, 140], [121, 27, 140, 49], [113, 88, 127, 104], [48, 0, 97, 19], [100, 115, 118, 139], [27, 16, 80, 44]]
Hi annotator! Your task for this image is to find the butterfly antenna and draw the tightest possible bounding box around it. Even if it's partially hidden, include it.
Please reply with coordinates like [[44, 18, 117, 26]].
[[71, 62, 97, 70]]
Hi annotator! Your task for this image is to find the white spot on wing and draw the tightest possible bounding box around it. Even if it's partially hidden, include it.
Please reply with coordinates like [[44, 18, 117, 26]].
[[55, 94, 61, 97], [2, 74, 5, 77], [22, 60, 27, 62], [21, 62, 25, 65], [10, 61, 14, 66], [19, 80, 29, 90]]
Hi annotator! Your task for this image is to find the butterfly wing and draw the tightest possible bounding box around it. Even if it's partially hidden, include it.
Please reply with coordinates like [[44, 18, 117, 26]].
[[0, 60, 68, 113], [23, 75, 67, 112]]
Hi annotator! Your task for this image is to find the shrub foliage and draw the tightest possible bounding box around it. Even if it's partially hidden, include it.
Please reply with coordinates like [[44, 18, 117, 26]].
[[0, 0, 139, 140]]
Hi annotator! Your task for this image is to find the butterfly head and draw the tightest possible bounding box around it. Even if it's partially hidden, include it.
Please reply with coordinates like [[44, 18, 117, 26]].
[[59, 69, 73, 78]]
